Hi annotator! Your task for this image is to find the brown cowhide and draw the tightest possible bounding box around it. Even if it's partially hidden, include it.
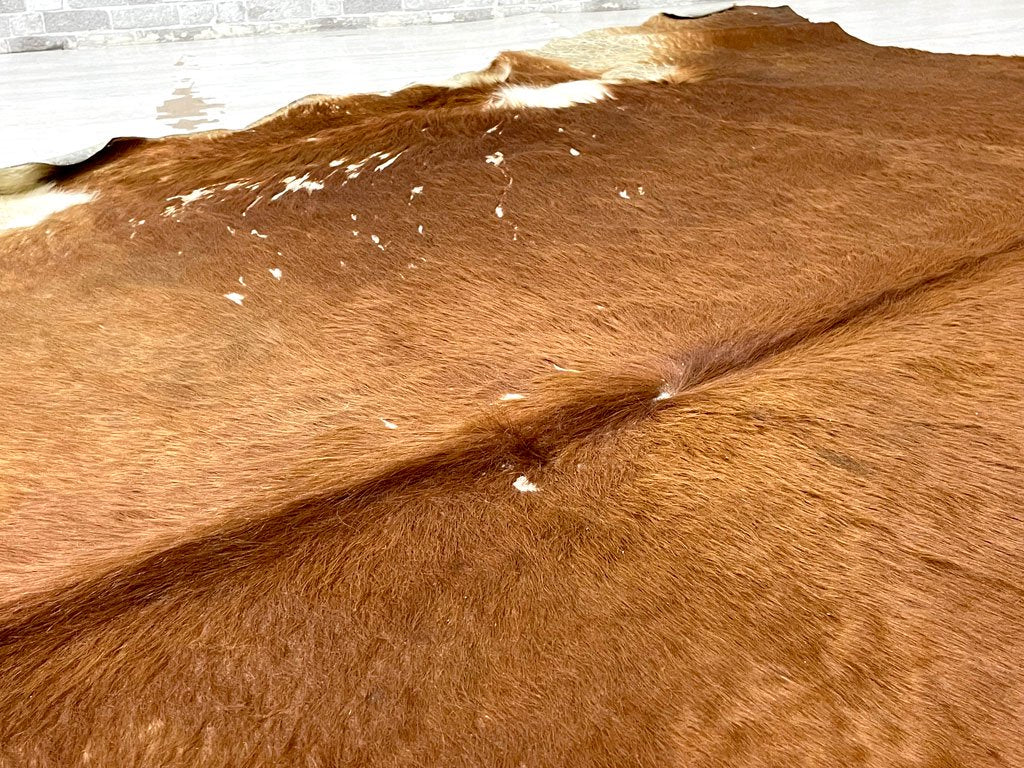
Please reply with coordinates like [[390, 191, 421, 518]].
[[1, 6, 1023, 766]]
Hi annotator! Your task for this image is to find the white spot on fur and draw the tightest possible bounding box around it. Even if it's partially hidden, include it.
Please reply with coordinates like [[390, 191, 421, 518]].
[[271, 174, 324, 201], [495, 205, 504, 218], [224, 182, 244, 190], [513, 475, 538, 493], [551, 362, 581, 373], [417, 224, 424, 235], [619, 190, 630, 199], [224, 292, 245, 305], [162, 186, 213, 217], [238, 276, 246, 286], [343, 153, 383, 180], [329, 158, 347, 168], [250, 229, 268, 239], [351, 213, 358, 221], [268, 267, 282, 280], [380, 418, 398, 429], [485, 151, 504, 166], [569, 148, 580, 156], [370, 234, 380, 244], [374, 151, 404, 172], [242, 195, 263, 216], [638, 186, 645, 196], [410, 185, 424, 201], [168, 187, 213, 206], [485, 124, 500, 134], [654, 389, 672, 401], [500, 393, 525, 401], [0, 186, 95, 232], [490, 80, 611, 110]]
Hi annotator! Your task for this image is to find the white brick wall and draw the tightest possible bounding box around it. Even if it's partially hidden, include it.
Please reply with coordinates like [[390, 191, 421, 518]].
[[0, 0, 627, 52]]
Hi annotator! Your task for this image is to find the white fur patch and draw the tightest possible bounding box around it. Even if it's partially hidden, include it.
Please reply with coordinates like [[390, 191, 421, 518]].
[[500, 393, 525, 401], [163, 186, 214, 217], [224, 292, 245, 305], [489, 80, 611, 110], [271, 174, 324, 201], [374, 151, 404, 172], [551, 362, 581, 373], [268, 267, 282, 280], [513, 475, 539, 493], [0, 185, 94, 232], [168, 187, 213, 206]]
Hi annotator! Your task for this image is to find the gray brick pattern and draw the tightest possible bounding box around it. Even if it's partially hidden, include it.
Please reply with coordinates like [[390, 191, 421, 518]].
[[404, 0, 485, 10], [2, 0, 647, 53], [43, 9, 109, 31], [310, 0, 339, 15], [68, 0, 157, 7], [178, 1, 213, 23], [343, 0, 397, 12], [247, 0, 309, 21], [110, 3, 177, 26], [9, 10, 43, 32], [215, 0, 243, 20]]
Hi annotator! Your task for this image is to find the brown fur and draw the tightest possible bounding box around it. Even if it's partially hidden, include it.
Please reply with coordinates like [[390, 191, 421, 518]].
[[2, 6, 1024, 766]]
